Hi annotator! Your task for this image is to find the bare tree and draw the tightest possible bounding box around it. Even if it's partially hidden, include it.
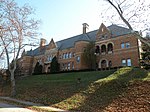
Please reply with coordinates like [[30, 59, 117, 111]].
[[102, 0, 150, 46], [82, 42, 96, 70], [0, 0, 40, 96]]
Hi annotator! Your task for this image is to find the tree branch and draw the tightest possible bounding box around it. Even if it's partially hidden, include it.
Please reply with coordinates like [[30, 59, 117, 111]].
[[106, 0, 133, 30]]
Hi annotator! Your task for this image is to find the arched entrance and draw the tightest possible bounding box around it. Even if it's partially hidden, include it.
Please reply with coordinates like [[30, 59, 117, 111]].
[[99, 59, 108, 69], [101, 60, 107, 69]]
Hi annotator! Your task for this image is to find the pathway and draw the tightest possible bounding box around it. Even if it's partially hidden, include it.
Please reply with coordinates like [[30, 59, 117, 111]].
[[0, 97, 67, 112], [0, 101, 36, 112]]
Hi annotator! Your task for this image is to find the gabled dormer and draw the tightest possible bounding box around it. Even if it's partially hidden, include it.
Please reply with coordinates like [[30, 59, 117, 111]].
[[47, 38, 57, 50], [96, 23, 111, 41]]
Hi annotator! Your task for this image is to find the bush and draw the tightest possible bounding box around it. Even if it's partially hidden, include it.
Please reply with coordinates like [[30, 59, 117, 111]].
[[50, 56, 60, 73], [33, 62, 43, 75]]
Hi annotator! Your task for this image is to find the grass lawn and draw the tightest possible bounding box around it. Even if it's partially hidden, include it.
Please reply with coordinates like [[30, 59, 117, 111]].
[[2, 67, 150, 111], [15, 70, 114, 105]]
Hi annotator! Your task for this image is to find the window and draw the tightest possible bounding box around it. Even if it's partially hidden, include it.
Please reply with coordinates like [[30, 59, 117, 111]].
[[76, 56, 80, 63], [121, 43, 125, 49], [101, 45, 106, 54], [121, 42, 130, 49], [121, 59, 126, 66], [66, 53, 69, 59], [47, 56, 52, 62], [107, 43, 113, 53], [101, 35, 105, 39], [63, 53, 65, 59], [47, 57, 49, 61], [68, 62, 70, 70], [65, 63, 67, 70], [95, 46, 100, 53], [109, 61, 112, 68], [69, 52, 72, 58], [50, 56, 52, 61], [126, 42, 130, 48], [102, 28, 103, 32], [38, 59, 42, 64], [65, 53, 67, 59], [127, 59, 131, 66]]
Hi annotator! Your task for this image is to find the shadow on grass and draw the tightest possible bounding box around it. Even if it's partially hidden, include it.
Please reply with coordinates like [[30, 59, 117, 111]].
[[1, 68, 148, 111], [10, 70, 115, 106], [71, 67, 149, 111]]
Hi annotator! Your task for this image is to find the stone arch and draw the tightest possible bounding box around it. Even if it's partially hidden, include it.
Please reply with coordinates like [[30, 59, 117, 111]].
[[99, 59, 108, 68], [100, 43, 107, 48], [106, 42, 114, 46], [101, 44, 107, 54], [95, 45, 100, 53], [107, 43, 113, 53]]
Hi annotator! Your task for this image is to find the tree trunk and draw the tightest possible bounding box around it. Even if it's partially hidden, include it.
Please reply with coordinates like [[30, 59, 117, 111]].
[[10, 70, 16, 96], [0, 80, 3, 94], [9, 60, 17, 97]]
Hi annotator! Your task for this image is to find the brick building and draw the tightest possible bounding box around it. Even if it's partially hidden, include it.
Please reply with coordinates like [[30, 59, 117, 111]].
[[19, 23, 141, 75]]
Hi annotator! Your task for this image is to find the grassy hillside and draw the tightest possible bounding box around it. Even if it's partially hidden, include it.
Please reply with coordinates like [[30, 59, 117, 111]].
[[2, 67, 150, 111]]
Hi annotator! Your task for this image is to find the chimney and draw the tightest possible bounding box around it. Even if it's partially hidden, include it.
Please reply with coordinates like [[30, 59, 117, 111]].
[[82, 23, 89, 34], [40, 38, 46, 47]]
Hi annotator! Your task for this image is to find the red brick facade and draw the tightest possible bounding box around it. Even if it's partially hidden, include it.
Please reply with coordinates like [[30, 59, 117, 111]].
[[19, 23, 141, 75]]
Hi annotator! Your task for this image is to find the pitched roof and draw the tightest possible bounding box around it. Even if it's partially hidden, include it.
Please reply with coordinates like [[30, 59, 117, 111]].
[[26, 47, 46, 56], [56, 30, 97, 50], [25, 24, 132, 56], [107, 24, 131, 37]]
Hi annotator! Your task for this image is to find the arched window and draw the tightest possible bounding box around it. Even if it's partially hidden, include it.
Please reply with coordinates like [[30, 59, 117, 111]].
[[65, 53, 67, 59], [66, 53, 69, 59], [121, 42, 125, 49], [95, 45, 100, 54], [72, 62, 74, 70], [76, 56, 80, 63], [69, 52, 72, 58], [107, 43, 113, 53], [68, 62, 71, 70], [63, 53, 65, 59], [101, 45, 106, 54]]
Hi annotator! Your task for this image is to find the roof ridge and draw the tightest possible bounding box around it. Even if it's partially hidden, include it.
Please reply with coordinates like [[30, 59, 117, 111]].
[[107, 24, 130, 30], [56, 29, 98, 43], [25, 24, 133, 55]]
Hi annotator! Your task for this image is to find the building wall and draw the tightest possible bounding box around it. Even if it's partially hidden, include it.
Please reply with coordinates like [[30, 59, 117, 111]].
[[74, 41, 90, 70], [58, 47, 76, 71], [57, 41, 90, 71], [19, 56, 34, 75], [96, 34, 140, 68], [20, 24, 141, 75]]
